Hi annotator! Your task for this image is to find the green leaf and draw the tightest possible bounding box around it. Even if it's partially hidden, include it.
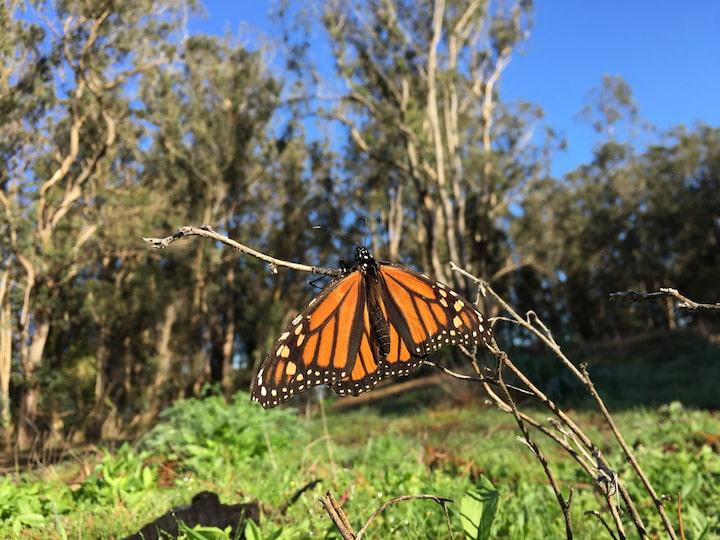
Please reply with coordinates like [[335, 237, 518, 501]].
[[459, 476, 500, 540], [244, 519, 263, 540], [142, 466, 154, 489], [17, 512, 47, 526], [177, 523, 232, 540]]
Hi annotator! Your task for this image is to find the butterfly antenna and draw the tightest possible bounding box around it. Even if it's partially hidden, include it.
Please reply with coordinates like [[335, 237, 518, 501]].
[[312, 225, 357, 246], [361, 215, 369, 248]]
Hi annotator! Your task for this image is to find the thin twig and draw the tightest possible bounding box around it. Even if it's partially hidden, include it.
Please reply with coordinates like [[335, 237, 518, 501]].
[[585, 510, 620, 540], [354, 494, 453, 540], [677, 492, 686, 540], [143, 226, 342, 277], [580, 363, 676, 539], [422, 360, 535, 396], [483, 381, 627, 538], [495, 355, 574, 539], [609, 289, 720, 312]]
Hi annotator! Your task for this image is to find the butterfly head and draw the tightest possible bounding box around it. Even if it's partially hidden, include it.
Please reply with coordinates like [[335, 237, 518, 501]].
[[354, 246, 377, 274]]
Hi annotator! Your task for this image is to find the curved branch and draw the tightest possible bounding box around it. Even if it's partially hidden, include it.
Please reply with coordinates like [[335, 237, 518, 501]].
[[143, 226, 343, 277], [355, 494, 453, 540]]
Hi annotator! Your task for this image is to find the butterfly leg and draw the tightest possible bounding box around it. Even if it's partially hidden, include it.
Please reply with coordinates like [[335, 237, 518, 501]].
[[308, 275, 328, 290]]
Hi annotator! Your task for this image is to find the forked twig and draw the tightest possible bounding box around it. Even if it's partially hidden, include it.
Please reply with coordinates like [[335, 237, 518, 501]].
[[319, 491, 355, 540], [479, 377, 627, 538]]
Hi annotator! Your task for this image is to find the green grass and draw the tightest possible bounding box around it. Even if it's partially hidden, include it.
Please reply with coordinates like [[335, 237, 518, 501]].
[[2, 390, 719, 539]]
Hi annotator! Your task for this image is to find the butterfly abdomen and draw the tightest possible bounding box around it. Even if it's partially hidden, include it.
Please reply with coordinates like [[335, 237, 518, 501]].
[[369, 301, 391, 357], [365, 275, 392, 357]]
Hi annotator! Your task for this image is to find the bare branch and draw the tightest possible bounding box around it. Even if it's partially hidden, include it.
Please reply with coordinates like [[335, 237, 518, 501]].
[[451, 261, 673, 539], [579, 362, 675, 538], [320, 489, 452, 540], [609, 288, 720, 312], [677, 493, 686, 540], [143, 226, 343, 277], [319, 491, 355, 540], [480, 377, 627, 538]]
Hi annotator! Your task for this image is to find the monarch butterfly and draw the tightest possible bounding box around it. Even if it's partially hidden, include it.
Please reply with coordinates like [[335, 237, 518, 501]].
[[251, 246, 492, 408]]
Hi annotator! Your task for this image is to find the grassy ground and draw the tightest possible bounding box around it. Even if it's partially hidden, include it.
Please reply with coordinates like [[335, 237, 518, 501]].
[[2, 395, 719, 539], [2, 332, 720, 539]]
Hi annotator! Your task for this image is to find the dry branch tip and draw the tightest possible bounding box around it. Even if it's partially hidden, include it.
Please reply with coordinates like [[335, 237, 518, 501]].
[[609, 289, 720, 312]]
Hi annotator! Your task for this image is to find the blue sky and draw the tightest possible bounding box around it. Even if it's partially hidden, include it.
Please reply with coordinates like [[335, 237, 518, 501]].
[[192, 1, 720, 176]]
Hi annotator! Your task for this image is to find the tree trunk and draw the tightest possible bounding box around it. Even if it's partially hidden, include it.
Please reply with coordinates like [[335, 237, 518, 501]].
[[221, 313, 236, 393], [151, 302, 178, 409], [664, 297, 677, 331], [83, 328, 112, 441], [0, 270, 12, 446], [209, 320, 224, 387], [17, 319, 50, 450]]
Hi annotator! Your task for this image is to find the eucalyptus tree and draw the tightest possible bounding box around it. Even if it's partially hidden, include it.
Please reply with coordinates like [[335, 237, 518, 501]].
[[322, 0, 548, 300], [0, 0, 185, 448]]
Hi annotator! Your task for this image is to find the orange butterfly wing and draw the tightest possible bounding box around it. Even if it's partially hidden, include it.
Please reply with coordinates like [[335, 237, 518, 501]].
[[329, 298, 385, 397], [251, 271, 374, 408], [377, 264, 492, 370]]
